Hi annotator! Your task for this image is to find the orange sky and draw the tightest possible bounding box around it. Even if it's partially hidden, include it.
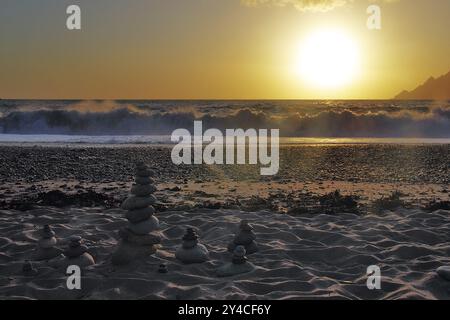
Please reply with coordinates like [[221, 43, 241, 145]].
[[0, 0, 449, 99]]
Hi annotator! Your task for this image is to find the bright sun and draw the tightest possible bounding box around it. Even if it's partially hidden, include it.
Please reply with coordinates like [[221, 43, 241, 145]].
[[297, 29, 360, 88]]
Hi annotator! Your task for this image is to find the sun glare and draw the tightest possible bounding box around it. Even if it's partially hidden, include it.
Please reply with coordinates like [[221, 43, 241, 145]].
[[296, 29, 360, 88]]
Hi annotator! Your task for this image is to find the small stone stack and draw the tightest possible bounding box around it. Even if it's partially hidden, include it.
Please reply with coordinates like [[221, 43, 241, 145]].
[[64, 236, 95, 267], [112, 162, 161, 265], [227, 220, 258, 254], [217, 245, 255, 277], [33, 225, 62, 261], [175, 228, 209, 264]]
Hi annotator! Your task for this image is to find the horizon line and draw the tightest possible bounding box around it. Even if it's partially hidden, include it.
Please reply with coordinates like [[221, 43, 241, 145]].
[[2, 98, 445, 102]]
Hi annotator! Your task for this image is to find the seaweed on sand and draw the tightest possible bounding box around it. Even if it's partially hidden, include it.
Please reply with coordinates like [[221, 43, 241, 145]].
[[372, 191, 405, 212], [422, 200, 450, 212], [317, 190, 360, 214], [288, 190, 360, 215], [0, 190, 120, 211]]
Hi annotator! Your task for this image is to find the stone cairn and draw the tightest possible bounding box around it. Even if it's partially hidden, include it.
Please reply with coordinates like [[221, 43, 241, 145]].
[[227, 220, 258, 254], [33, 224, 62, 261], [217, 245, 255, 277], [64, 235, 95, 268], [175, 228, 209, 264], [112, 162, 161, 265]]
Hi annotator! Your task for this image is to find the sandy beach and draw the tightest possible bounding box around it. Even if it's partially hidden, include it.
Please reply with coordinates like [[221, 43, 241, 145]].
[[0, 144, 449, 300]]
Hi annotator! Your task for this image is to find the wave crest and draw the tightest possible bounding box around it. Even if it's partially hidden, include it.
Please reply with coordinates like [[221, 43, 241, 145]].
[[0, 100, 449, 138]]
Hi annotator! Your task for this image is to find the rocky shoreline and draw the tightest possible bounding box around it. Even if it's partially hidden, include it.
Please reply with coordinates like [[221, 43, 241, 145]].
[[0, 144, 448, 214], [0, 144, 448, 184]]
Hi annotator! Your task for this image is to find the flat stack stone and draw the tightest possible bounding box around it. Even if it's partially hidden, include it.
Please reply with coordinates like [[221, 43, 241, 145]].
[[112, 162, 161, 265], [217, 245, 255, 277], [227, 220, 258, 254], [63, 235, 95, 268], [33, 225, 63, 261], [175, 228, 209, 264]]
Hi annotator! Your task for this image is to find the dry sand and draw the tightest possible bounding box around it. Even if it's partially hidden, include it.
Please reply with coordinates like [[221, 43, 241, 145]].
[[1, 206, 450, 299]]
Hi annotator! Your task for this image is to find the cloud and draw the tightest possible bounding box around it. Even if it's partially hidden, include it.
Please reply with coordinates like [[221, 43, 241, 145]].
[[241, 0, 396, 12]]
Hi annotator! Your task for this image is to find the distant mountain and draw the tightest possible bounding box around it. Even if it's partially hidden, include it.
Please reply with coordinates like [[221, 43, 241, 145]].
[[394, 70, 450, 100]]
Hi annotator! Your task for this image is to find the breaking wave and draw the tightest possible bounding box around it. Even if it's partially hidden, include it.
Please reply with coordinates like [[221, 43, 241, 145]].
[[0, 100, 449, 138]]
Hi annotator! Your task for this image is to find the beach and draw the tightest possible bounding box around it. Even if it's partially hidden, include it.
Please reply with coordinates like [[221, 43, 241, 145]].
[[0, 144, 449, 299], [1, 0, 450, 305]]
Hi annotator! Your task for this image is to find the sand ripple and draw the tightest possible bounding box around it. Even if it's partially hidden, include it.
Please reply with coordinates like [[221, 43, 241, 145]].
[[0, 207, 449, 299]]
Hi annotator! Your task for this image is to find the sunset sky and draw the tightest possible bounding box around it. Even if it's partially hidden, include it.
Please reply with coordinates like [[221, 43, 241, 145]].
[[0, 0, 449, 99]]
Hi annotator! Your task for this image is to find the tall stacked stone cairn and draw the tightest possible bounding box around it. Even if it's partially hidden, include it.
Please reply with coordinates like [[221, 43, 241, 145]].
[[175, 228, 209, 264], [64, 235, 95, 268], [227, 220, 258, 254], [217, 245, 255, 277], [33, 224, 62, 261], [112, 162, 161, 266]]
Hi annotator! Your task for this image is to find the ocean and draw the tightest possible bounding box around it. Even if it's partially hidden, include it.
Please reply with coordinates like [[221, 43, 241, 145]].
[[0, 100, 449, 144]]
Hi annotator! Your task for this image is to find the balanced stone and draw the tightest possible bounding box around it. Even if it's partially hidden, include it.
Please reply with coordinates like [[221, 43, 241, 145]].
[[42, 224, 55, 238], [131, 184, 157, 197], [136, 176, 154, 185], [175, 228, 209, 264], [182, 228, 198, 247], [64, 235, 95, 267], [38, 237, 57, 249], [121, 195, 156, 210], [39, 224, 56, 248], [437, 266, 450, 281], [34, 225, 62, 261], [65, 236, 88, 258], [126, 206, 155, 223], [136, 168, 155, 178], [127, 216, 159, 235], [227, 220, 258, 254], [217, 246, 255, 277], [112, 162, 161, 265]]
